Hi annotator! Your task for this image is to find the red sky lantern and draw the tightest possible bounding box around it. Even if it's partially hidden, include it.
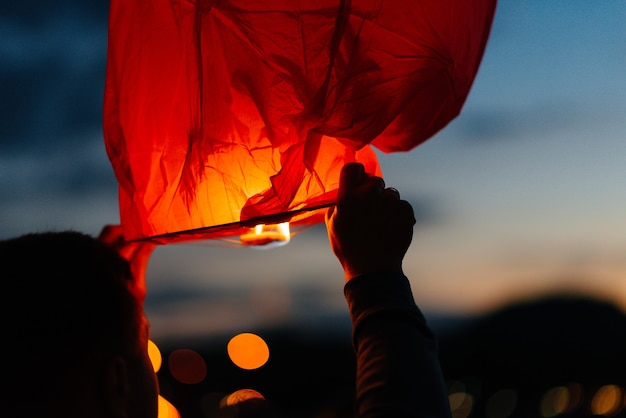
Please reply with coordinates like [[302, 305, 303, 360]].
[[103, 0, 496, 246]]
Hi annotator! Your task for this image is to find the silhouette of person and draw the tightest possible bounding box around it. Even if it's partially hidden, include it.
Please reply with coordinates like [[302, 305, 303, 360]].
[[0, 162, 451, 418], [0, 231, 158, 418], [326, 162, 452, 418]]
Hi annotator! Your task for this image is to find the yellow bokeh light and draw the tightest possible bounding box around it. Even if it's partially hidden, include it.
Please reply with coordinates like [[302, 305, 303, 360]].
[[486, 388, 517, 418], [591, 384, 623, 416], [148, 339, 162, 373], [566, 383, 584, 412], [449, 392, 473, 418], [227, 333, 270, 370], [158, 395, 181, 418], [540, 386, 570, 417]]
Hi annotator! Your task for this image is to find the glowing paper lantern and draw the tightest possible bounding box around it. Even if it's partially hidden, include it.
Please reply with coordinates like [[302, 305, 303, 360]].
[[103, 0, 496, 244]]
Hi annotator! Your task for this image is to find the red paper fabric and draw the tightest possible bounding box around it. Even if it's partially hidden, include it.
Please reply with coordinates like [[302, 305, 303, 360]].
[[103, 0, 496, 244]]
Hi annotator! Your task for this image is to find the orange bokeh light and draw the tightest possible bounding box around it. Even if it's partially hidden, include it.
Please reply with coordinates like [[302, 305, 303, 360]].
[[591, 384, 623, 416], [148, 339, 162, 373], [158, 395, 181, 418], [168, 348, 207, 384], [227, 333, 270, 370], [222, 389, 265, 407]]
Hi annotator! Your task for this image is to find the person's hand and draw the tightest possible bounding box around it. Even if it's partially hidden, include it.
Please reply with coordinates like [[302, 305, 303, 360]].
[[98, 224, 156, 303], [325, 162, 416, 282]]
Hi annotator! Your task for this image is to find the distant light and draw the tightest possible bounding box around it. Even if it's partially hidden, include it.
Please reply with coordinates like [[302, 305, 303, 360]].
[[486, 388, 517, 418], [168, 348, 207, 384], [540, 386, 570, 417], [566, 383, 584, 412], [591, 384, 623, 416], [221, 389, 265, 407], [449, 378, 483, 398], [240, 223, 290, 247], [449, 392, 474, 418], [227, 333, 270, 370], [158, 395, 181, 418], [148, 339, 162, 373]]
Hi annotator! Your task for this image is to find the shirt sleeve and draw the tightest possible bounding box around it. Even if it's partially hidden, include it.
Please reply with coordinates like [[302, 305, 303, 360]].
[[344, 272, 452, 418]]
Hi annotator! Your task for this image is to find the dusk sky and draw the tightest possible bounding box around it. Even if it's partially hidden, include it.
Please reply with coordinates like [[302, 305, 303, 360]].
[[1, 0, 625, 340]]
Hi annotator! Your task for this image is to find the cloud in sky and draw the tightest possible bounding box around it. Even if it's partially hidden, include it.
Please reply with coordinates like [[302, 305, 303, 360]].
[[0, 2, 107, 152], [0, 134, 117, 237], [452, 101, 594, 144]]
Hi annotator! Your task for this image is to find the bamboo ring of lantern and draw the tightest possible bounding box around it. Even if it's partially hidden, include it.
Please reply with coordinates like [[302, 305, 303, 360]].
[[103, 0, 497, 246]]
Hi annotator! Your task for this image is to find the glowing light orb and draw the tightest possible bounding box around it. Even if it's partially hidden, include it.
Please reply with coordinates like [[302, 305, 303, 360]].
[[591, 384, 623, 416], [168, 348, 207, 384], [448, 392, 474, 418], [148, 339, 162, 373], [227, 333, 270, 370], [540, 386, 570, 417], [158, 395, 181, 418], [222, 389, 265, 407]]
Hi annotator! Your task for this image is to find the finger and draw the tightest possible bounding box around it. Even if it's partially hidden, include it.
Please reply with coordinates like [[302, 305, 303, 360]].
[[381, 198, 415, 225], [368, 176, 385, 194], [338, 162, 365, 200], [358, 176, 386, 206], [383, 187, 400, 200], [398, 199, 417, 226]]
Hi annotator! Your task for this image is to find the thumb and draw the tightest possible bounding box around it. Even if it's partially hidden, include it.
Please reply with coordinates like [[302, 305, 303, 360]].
[[338, 162, 365, 201]]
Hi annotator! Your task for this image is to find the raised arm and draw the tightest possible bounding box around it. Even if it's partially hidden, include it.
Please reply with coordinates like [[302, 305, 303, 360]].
[[326, 162, 452, 418]]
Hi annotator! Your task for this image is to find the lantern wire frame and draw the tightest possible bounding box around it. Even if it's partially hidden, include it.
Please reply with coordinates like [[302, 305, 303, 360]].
[[130, 201, 334, 247]]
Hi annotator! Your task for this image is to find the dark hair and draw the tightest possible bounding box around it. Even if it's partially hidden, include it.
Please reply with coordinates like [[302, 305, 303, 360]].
[[0, 231, 144, 407]]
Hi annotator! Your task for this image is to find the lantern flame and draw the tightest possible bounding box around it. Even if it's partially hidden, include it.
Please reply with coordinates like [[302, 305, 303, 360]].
[[240, 222, 290, 247]]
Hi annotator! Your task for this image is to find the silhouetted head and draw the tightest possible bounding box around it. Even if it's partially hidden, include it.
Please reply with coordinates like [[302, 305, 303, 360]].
[[0, 231, 158, 418]]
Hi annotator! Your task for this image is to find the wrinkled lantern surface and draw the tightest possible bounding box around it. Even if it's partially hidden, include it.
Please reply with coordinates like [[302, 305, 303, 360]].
[[103, 0, 496, 245]]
